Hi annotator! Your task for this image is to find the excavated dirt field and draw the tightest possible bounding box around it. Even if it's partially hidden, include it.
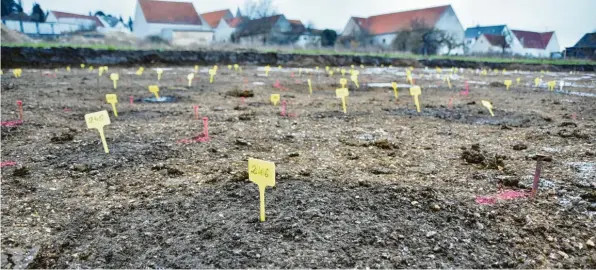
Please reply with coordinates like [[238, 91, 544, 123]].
[[1, 65, 595, 268]]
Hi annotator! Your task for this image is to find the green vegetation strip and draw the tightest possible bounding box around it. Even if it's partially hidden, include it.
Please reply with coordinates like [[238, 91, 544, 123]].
[[3, 43, 594, 66]]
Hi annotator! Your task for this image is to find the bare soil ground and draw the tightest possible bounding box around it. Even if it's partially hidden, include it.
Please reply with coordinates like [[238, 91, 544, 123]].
[[1, 65, 595, 268]]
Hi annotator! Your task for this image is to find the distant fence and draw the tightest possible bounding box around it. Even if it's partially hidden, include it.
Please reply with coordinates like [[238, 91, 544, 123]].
[[2, 20, 81, 35]]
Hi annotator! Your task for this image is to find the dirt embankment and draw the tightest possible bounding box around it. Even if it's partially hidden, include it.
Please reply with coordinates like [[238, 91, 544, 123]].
[[1, 46, 594, 71]]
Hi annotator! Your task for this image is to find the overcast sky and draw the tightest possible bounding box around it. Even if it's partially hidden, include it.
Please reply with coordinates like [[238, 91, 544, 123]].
[[21, 0, 596, 48]]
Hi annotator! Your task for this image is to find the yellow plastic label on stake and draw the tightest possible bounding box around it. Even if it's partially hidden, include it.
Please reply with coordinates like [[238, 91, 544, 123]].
[[194, 65, 199, 73], [504, 80, 512, 90], [278, 65, 282, 70], [340, 69, 346, 76], [446, 76, 452, 89], [391, 82, 398, 99], [208, 69, 216, 83], [156, 68, 163, 80], [89, 66, 94, 72], [336, 88, 349, 114], [350, 74, 359, 88], [339, 78, 347, 88], [328, 70, 334, 77], [187, 73, 194, 87], [110, 73, 119, 89], [315, 66, 319, 70], [136, 67, 144, 76], [66, 66, 71, 72], [410, 86, 422, 112], [213, 65, 218, 71], [534, 77, 541, 87], [234, 64, 239, 71], [248, 158, 276, 222], [325, 66, 330, 71], [360, 64, 364, 69], [270, 94, 280, 106], [481, 100, 494, 117], [13, 69, 22, 78], [307, 79, 312, 95], [85, 110, 111, 153], [436, 67, 442, 73], [228, 65, 232, 70], [80, 64, 85, 68], [264, 65, 270, 76], [98, 67, 104, 76], [516, 77, 521, 84], [547, 80, 556, 91], [106, 94, 118, 117], [148, 85, 160, 99]]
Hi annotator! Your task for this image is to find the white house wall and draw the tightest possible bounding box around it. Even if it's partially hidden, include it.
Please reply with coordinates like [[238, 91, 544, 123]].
[[133, 1, 211, 39], [132, 2, 149, 38], [469, 35, 502, 54], [214, 20, 235, 42], [435, 7, 465, 55], [370, 33, 396, 47], [545, 33, 560, 53], [295, 34, 321, 47], [340, 19, 361, 37]]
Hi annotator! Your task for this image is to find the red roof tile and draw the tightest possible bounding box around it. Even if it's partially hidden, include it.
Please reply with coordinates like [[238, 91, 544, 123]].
[[51, 11, 104, 27], [482, 34, 507, 47], [354, 5, 449, 35], [512, 30, 553, 49], [139, 0, 202, 25], [201, 9, 231, 28], [225, 17, 243, 28]]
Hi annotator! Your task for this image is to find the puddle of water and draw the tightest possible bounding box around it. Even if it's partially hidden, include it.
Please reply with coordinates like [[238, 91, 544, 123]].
[[141, 96, 177, 103]]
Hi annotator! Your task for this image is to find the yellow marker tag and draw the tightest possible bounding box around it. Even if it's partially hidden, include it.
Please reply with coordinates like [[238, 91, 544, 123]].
[[85, 110, 111, 153], [540, 70, 545, 74], [315, 66, 319, 70], [335, 67, 340, 72], [228, 65, 232, 70], [299, 68, 302, 75], [409, 86, 422, 113], [350, 74, 359, 88], [136, 67, 144, 76], [502, 69, 507, 73], [80, 64, 85, 68], [548, 80, 556, 91], [13, 69, 22, 78], [504, 80, 512, 90], [407, 74, 413, 85], [264, 65, 270, 76], [278, 65, 282, 70], [352, 70, 359, 76], [339, 78, 347, 88], [66, 66, 71, 72], [534, 77, 541, 87], [481, 100, 494, 117], [336, 88, 349, 114], [446, 76, 452, 89], [156, 68, 163, 80], [341, 69, 346, 76], [149, 85, 160, 99], [389, 65, 393, 68], [234, 64, 239, 71], [325, 66, 330, 71], [360, 64, 364, 69], [391, 82, 398, 99], [516, 77, 521, 84], [328, 70, 334, 77], [248, 158, 276, 222], [351, 65, 355, 69], [481, 69, 488, 76], [110, 73, 119, 89], [194, 65, 199, 73], [307, 79, 312, 95], [213, 65, 218, 70], [436, 67, 442, 73], [187, 73, 194, 87], [381, 64, 385, 68], [98, 67, 104, 76], [106, 94, 118, 117], [208, 69, 216, 83], [89, 66, 94, 72], [270, 94, 280, 106]]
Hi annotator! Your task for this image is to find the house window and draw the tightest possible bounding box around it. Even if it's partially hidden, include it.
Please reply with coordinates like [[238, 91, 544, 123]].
[[370, 40, 373, 45], [304, 37, 307, 40], [382, 38, 386, 44]]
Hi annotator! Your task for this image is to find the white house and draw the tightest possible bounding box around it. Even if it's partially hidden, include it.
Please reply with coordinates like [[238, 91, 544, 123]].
[[468, 34, 507, 54], [96, 15, 131, 33], [201, 9, 243, 43], [46, 11, 104, 31], [288, 20, 321, 48], [340, 5, 465, 55], [133, 0, 213, 45], [465, 25, 560, 58]]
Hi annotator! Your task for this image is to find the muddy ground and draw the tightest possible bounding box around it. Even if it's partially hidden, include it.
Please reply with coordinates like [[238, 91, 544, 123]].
[[1, 65, 595, 268]]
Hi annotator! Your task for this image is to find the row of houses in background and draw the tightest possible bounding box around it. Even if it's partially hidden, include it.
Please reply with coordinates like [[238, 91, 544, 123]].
[[2, 10, 130, 36], [132, 0, 320, 47], [2, 0, 594, 59]]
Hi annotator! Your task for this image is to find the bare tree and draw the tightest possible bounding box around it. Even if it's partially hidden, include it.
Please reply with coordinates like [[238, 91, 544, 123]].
[[391, 18, 462, 55], [242, 0, 277, 19]]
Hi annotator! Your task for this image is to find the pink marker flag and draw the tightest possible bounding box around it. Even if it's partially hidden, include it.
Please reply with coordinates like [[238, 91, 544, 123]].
[[130, 96, 134, 105], [281, 100, 287, 116], [241, 97, 245, 105], [0, 161, 17, 168], [448, 96, 454, 109], [193, 105, 199, 120]]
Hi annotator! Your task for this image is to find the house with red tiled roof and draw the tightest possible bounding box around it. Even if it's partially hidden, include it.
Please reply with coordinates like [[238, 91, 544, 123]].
[[46, 11, 104, 30], [133, 0, 214, 46], [200, 9, 245, 43], [465, 24, 559, 57], [235, 14, 305, 45], [340, 5, 464, 55], [510, 29, 559, 58]]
